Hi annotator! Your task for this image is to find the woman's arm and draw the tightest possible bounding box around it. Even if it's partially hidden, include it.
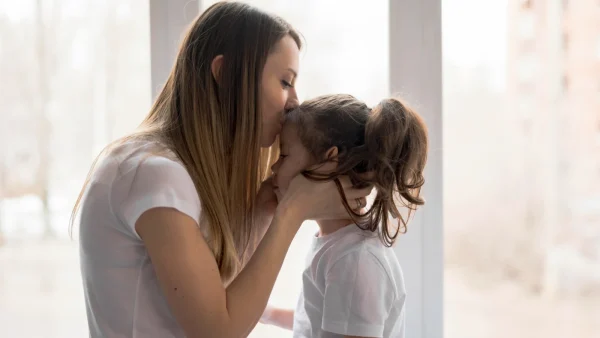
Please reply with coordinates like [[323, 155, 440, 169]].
[[243, 177, 278, 260], [136, 174, 372, 338], [137, 205, 301, 338], [260, 305, 294, 330]]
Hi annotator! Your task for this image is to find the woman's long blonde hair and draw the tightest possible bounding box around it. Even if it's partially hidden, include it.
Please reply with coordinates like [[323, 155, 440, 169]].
[[71, 2, 301, 283]]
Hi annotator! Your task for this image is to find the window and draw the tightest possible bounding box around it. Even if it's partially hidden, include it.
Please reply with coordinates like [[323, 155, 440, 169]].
[[597, 120, 600, 146], [519, 13, 536, 39], [519, 99, 535, 133], [563, 31, 569, 51], [518, 54, 537, 83], [7, 1, 598, 338], [521, 0, 533, 9], [444, 1, 600, 337], [562, 74, 570, 92], [0, 0, 151, 336]]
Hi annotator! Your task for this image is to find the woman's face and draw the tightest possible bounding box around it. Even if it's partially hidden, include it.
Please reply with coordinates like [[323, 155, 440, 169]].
[[259, 35, 300, 148]]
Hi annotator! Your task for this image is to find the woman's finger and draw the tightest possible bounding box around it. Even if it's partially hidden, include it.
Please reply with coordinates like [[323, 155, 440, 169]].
[[334, 197, 367, 219], [346, 185, 374, 200], [353, 197, 366, 210]]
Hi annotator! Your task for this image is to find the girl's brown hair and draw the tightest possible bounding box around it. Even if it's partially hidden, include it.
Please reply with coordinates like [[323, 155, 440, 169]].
[[286, 94, 428, 246], [71, 2, 301, 283]]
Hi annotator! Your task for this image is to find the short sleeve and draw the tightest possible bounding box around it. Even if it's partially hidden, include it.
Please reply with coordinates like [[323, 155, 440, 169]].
[[117, 156, 201, 237], [321, 249, 396, 337]]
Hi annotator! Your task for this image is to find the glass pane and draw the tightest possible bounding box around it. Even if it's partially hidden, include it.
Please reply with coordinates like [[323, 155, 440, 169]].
[[0, 0, 150, 336], [443, 0, 600, 337], [201, 1, 389, 337]]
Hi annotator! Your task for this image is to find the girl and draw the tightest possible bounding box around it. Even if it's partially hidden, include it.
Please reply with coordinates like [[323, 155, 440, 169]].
[[72, 3, 372, 338], [261, 94, 428, 338]]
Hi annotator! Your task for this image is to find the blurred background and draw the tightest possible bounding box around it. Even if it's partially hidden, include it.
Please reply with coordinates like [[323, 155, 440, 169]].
[[0, 0, 599, 337]]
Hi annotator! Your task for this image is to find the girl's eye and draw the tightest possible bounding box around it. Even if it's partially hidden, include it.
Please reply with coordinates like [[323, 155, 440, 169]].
[[279, 154, 288, 159], [281, 80, 293, 89]]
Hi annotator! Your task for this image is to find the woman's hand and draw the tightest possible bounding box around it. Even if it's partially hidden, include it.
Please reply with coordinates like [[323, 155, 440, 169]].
[[243, 176, 279, 261], [255, 176, 278, 221], [279, 174, 373, 222]]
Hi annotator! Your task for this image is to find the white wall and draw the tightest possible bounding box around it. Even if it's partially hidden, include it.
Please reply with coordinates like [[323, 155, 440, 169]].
[[149, 0, 199, 99]]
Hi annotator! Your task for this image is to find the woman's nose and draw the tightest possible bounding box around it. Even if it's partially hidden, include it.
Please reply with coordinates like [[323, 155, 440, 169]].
[[285, 97, 299, 112]]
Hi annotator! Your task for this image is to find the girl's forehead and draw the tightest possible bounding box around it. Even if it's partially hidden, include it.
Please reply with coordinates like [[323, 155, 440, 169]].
[[280, 123, 305, 153], [280, 123, 296, 142]]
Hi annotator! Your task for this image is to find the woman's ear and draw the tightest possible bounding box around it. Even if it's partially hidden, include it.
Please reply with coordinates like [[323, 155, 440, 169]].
[[211, 55, 224, 84]]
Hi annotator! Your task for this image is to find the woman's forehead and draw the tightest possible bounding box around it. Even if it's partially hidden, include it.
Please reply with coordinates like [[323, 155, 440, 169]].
[[265, 36, 300, 74]]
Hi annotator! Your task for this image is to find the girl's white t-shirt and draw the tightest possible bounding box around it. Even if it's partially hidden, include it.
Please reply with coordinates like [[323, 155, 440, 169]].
[[293, 225, 406, 338], [78, 141, 202, 338]]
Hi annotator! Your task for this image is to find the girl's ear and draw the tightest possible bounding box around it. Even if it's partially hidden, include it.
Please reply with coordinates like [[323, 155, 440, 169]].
[[307, 146, 338, 173], [324, 146, 338, 160]]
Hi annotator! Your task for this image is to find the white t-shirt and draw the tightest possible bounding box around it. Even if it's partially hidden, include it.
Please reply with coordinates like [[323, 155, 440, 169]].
[[293, 225, 406, 338], [78, 141, 202, 338]]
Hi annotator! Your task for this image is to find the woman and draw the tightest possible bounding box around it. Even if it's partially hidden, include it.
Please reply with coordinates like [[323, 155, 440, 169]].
[[72, 2, 371, 338]]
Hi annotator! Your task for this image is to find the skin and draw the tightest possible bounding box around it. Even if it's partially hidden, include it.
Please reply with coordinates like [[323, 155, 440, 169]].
[[135, 35, 373, 338], [211, 35, 300, 148], [272, 122, 360, 236], [258, 35, 301, 147]]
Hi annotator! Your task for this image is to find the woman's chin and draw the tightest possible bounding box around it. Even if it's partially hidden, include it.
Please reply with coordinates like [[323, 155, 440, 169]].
[[260, 133, 278, 148]]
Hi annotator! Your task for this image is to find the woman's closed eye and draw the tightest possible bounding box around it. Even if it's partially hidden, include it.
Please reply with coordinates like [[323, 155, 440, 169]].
[[281, 80, 293, 89]]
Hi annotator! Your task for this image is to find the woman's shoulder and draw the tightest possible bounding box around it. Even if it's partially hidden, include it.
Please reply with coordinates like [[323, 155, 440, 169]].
[[110, 139, 193, 184], [107, 139, 177, 168], [89, 138, 194, 196], [101, 139, 203, 231], [90, 138, 175, 177]]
